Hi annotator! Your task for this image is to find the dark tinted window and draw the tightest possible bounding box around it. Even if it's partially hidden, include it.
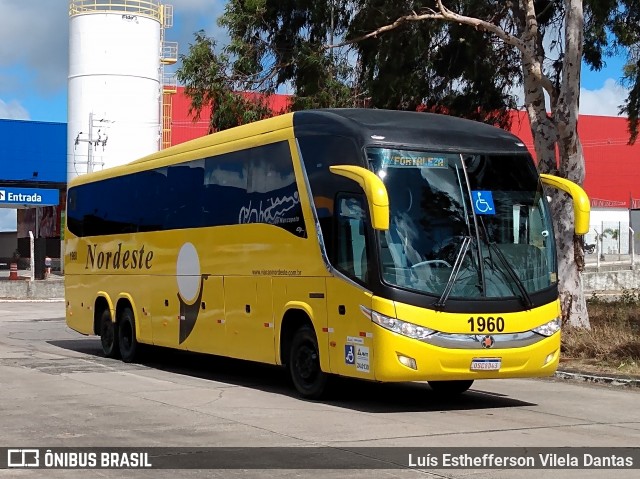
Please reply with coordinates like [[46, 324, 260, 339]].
[[368, 148, 555, 298], [335, 194, 370, 284], [237, 142, 305, 236], [297, 135, 364, 261], [67, 141, 305, 238]]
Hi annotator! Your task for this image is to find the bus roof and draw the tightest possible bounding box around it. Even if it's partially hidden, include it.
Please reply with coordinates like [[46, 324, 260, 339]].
[[293, 109, 529, 154]]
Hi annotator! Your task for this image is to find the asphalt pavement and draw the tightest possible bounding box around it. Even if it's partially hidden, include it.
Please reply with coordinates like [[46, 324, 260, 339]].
[[0, 301, 639, 478]]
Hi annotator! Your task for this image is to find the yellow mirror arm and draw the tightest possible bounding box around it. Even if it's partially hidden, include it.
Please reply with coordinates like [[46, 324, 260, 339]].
[[540, 174, 590, 235], [330, 165, 390, 230]]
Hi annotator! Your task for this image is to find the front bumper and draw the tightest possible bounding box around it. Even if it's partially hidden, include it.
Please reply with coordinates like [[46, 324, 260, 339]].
[[372, 323, 560, 382]]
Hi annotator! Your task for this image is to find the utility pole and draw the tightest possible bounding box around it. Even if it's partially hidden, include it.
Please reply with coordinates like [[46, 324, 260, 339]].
[[87, 112, 94, 173], [73, 112, 108, 175]]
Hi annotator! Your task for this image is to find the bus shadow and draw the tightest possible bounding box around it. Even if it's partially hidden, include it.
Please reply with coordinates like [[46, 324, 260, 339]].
[[48, 338, 536, 413]]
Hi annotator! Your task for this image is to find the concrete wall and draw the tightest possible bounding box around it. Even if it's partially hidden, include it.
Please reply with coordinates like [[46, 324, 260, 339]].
[[582, 267, 640, 294], [0, 279, 63, 299]]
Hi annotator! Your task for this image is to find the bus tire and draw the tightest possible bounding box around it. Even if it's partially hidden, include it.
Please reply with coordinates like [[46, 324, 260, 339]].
[[99, 309, 120, 359], [289, 325, 327, 399], [118, 307, 138, 363], [428, 380, 474, 396]]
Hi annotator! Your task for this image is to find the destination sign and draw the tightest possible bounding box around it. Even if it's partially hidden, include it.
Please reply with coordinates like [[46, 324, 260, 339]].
[[0, 187, 59, 206], [383, 155, 448, 168]]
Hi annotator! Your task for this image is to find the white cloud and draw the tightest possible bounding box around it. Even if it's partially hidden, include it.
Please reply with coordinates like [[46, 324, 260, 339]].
[[0, 0, 69, 92], [510, 78, 629, 118], [0, 99, 29, 119], [0, 209, 17, 232], [580, 78, 628, 117], [0, 0, 231, 124], [167, 0, 229, 46], [0, 1, 227, 93], [155, 1, 229, 77]]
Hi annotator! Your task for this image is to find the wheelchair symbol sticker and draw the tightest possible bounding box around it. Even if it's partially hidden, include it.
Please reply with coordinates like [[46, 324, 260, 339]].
[[345, 344, 355, 365], [472, 190, 496, 215]]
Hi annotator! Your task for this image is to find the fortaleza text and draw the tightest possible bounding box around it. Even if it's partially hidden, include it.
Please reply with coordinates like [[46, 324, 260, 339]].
[[85, 243, 154, 270], [407, 453, 634, 468]]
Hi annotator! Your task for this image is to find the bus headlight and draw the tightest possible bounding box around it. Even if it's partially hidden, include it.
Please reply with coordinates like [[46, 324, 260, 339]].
[[532, 318, 561, 337], [360, 306, 436, 340]]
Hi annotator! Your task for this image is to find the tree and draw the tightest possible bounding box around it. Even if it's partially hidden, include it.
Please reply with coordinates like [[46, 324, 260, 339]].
[[218, 0, 363, 110], [349, 0, 521, 126], [176, 31, 277, 132], [217, 0, 521, 122]]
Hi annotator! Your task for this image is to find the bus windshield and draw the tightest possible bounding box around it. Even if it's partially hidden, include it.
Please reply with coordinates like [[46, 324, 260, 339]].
[[367, 148, 557, 300]]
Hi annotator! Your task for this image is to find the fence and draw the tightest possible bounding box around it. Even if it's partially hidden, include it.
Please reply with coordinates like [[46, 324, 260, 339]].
[[583, 222, 633, 256], [582, 222, 636, 270]]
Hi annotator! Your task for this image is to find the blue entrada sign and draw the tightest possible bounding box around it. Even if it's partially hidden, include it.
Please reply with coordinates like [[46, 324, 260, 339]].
[[0, 187, 59, 206]]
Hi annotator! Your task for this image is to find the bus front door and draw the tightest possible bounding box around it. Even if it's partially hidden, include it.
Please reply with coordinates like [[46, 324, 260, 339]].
[[326, 278, 374, 379]]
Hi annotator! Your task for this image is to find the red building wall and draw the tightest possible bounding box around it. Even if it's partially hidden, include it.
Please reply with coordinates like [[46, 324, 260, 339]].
[[169, 88, 640, 208], [169, 88, 291, 145], [509, 111, 640, 208]]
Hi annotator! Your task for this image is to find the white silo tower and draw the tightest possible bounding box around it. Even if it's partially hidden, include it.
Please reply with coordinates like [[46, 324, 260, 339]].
[[67, 0, 177, 182]]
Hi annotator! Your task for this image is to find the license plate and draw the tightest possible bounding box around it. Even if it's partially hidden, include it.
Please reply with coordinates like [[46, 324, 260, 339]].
[[470, 358, 501, 371]]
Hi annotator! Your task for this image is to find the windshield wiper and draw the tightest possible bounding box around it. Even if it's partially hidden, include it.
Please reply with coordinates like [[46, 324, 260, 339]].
[[486, 241, 533, 308], [477, 218, 533, 308], [434, 236, 472, 308]]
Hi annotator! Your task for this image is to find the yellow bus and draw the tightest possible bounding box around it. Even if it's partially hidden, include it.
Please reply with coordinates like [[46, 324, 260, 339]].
[[64, 109, 589, 398]]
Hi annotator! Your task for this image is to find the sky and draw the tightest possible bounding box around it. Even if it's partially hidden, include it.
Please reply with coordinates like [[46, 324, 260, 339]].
[[0, 0, 633, 230]]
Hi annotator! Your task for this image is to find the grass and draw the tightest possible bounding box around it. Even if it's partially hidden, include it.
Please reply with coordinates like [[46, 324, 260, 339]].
[[561, 289, 640, 377]]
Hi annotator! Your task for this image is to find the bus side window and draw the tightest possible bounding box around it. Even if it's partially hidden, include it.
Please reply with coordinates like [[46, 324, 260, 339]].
[[335, 195, 369, 283], [164, 164, 205, 229]]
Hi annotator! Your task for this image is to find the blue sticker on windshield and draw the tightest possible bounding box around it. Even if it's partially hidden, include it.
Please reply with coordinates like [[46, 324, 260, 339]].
[[472, 191, 496, 215]]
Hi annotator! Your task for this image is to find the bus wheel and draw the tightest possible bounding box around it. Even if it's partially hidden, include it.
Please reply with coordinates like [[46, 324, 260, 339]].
[[289, 325, 327, 399], [99, 309, 120, 359], [428, 380, 474, 396], [118, 307, 138, 363]]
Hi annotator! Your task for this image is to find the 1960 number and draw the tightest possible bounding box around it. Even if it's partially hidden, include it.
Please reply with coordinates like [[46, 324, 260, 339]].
[[468, 316, 505, 332]]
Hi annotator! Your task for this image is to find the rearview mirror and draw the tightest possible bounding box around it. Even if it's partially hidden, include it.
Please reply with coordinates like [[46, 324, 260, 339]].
[[540, 174, 590, 235], [330, 165, 389, 230]]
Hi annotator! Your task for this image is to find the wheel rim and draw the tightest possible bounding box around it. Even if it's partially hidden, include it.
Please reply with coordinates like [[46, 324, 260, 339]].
[[101, 320, 114, 351], [121, 320, 132, 352], [294, 342, 319, 385]]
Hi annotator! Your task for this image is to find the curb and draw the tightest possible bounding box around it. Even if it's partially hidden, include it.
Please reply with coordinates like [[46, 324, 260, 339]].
[[0, 298, 65, 303], [555, 370, 640, 388]]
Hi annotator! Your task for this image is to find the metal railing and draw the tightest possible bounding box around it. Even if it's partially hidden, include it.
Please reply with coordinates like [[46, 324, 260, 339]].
[[584, 222, 632, 257], [162, 72, 177, 93], [161, 41, 178, 64], [161, 3, 173, 28], [69, 0, 163, 21], [586, 225, 637, 271]]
